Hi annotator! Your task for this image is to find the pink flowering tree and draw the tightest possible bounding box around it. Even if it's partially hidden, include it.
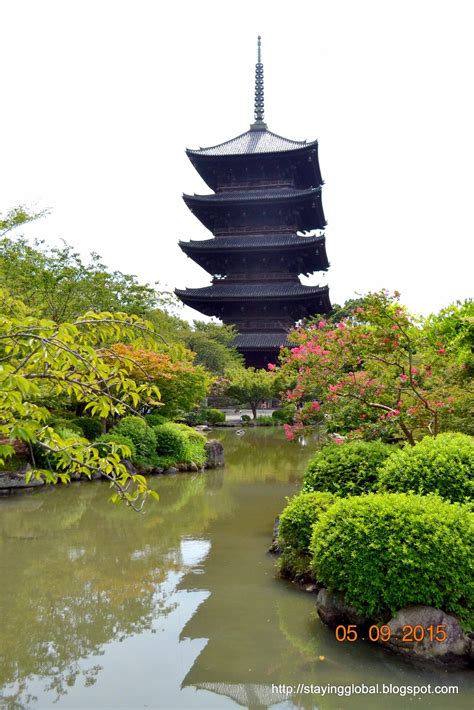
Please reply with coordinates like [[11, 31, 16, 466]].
[[276, 291, 468, 444]]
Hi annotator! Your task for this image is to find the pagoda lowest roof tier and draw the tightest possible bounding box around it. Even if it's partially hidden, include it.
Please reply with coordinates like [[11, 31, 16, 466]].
[[232, 332, 292, 350], [175, 282, 329, 301], [186, 128, 317, 157], [183, 186, 320, 205], [179, 233, 326, 251]]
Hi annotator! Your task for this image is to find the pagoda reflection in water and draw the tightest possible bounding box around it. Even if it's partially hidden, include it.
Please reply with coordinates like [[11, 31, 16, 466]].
[[176, 37, 331, 368]]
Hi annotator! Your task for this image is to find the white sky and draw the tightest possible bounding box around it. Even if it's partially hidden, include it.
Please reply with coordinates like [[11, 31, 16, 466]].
[[1, 0, 473, 321]]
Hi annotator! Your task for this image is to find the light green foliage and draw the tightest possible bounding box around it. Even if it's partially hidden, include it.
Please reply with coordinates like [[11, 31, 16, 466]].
[[94, 433, 136, 461], [225, 367, 276, 419], [174, 424, 207, 466], [0, 237, 165, 322], [278, 491, 336, 578], [377, 433, 474, 503], [153, 423, 187, 463], [113, 416, 158, 469], [303, 440, 393, 497], [186, 331, 243, 374], [310, 493, 474, 628], [0, 287, 162, 508]]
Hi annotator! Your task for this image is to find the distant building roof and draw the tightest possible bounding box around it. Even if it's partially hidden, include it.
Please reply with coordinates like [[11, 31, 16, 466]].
[[187, 129, 317, 157]]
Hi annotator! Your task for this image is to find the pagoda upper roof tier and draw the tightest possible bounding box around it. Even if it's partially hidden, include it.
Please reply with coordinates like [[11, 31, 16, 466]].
[[186, 129, 323, 191], [187, 128, 317, 157], [183, 187, 325, 234], [179, 233, 329, 276]]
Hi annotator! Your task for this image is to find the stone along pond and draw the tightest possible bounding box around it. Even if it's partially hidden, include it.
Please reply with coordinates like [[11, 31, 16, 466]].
[[0, 429, 472, 709]]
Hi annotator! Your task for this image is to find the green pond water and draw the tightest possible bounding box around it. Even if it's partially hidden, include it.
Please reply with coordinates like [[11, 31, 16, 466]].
[[0, 428, 472, 709]]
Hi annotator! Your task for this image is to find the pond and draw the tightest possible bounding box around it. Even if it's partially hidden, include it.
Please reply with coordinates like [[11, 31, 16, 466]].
[[0, 428, 472, 709]]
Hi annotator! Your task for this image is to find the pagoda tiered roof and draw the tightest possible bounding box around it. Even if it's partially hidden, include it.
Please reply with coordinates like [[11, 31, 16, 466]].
[[179, 232, 326, 250], [176, 282, 328, 300], [232, 332, 292, 350], [187, 129, 317, 156], [183, 186, 326, 234], [183, 186, 320, 204], [179, 233, 329, 276]]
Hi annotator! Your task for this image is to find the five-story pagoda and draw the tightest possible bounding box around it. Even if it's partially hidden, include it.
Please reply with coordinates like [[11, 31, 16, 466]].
[[176, 37, 331, 368]]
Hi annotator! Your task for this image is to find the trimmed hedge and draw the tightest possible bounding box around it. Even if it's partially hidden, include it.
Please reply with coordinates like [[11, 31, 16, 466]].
[[278, 491, 336, 579], [377, 432, 474, 503], [303, 440, 393, 497], [172, 423, 207, 466], [94, 433, 136, 460], [113, 416, 157, 467], [153, 423, 188, 463], [310, 493, 474, 629]]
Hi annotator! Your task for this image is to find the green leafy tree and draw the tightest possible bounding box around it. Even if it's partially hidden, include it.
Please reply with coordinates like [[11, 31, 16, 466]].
[[225, 367, 276, 419], [0, 236, 165, 322], [0, 288, 162, 509]]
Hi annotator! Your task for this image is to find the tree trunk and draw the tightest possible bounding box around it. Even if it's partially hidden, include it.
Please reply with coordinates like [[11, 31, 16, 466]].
[[251, 404, 257, 419]]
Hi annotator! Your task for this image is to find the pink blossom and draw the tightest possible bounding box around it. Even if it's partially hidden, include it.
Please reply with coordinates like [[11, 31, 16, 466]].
[[311, 401, 321, 411], [399, 373, 408, 382], [283, 424, 294, 441], [267, 363, 276, 371], [337, 321, 346, 330]]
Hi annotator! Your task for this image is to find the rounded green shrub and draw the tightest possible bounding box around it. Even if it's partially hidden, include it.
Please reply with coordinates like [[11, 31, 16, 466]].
[[200, 408, 225, 425], [303, 440, 393, 496], [72, 416, 103, 441], [279, 491, 336, 557], [377, 432, 474, 503], [310, 493, 474, 628], [144, 412, 168, 427], [94, 433, 136, 460], [113, 416, 157, 467], [153, 423, 188, 462], [241, 414, 251, 423]]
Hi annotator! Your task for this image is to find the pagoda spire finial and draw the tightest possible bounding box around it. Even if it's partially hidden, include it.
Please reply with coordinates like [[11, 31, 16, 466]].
[[251, 35, 267, 131]]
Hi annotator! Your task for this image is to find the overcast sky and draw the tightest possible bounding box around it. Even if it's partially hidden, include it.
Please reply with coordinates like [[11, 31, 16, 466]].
[[1, 0, 473, 321]]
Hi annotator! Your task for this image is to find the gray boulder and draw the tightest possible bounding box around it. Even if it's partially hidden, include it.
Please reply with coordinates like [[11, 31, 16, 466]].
[[205, 439, 224, 468], [316, 588, 371, 628], [383, 606, 469, 666]]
